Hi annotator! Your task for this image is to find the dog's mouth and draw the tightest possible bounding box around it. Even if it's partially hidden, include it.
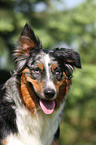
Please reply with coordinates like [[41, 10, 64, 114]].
[[40, 99, 55, 115], [28, 82, 56, 114], [35, 93, 56, 114]]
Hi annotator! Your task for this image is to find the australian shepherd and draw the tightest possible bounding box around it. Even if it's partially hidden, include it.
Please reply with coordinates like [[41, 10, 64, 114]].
[[0, 23, 81, 145]]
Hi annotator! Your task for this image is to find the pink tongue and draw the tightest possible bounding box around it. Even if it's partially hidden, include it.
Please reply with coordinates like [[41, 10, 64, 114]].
[[40, 99, 55, 114]]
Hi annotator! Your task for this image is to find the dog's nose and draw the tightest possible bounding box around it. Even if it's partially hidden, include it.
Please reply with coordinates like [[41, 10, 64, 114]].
[[44, 89, 55, 99]]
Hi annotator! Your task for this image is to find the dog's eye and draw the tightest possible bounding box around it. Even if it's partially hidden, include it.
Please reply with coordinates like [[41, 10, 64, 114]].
[[53, 68, 63, 81], [35, 69, 40, 74], [32, 68, 41, 74], [55, 69, 61, 75]]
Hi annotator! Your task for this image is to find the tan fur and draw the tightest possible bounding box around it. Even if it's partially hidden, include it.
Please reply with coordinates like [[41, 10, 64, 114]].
[[51, 140, 59, 145], [55, 73, 71, 108], [52, 63, 58, 72], [1, 139, 7, 145], [21, 69, 39, 113], [15, 36, 36, 57], [38, 63, 44, 71], [26, 76, 44, 98]]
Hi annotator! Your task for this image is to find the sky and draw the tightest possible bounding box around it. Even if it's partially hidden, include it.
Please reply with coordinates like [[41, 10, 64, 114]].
[[35, 0, 86, 12], [53, 0, 86, 11]]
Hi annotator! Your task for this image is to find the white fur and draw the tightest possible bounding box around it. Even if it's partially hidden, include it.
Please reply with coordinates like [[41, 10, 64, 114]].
[[41, 54, 57, 95], [44, 54, 50, 81], [6, 100, 65, 145]]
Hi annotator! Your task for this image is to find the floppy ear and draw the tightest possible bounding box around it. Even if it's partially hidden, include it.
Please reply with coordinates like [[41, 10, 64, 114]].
[[52, 48, 81, 68], [51, 48, 81, 78], [13, 23, 42, 71]]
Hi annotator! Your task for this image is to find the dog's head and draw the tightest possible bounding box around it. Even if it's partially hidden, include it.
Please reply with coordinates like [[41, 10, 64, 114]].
[[14, 23, 81, 114]]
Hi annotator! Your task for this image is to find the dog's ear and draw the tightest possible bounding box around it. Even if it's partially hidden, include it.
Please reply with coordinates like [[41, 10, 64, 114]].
[[15, 23, 42, 56], [52, 48, 81, 68], [51, 48, 81, 78], [64, 49, 81, 68], [13, 23, 42, 71]]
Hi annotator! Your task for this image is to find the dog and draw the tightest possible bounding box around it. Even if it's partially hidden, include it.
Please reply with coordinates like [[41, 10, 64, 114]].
[[0, 23, 81, 145]]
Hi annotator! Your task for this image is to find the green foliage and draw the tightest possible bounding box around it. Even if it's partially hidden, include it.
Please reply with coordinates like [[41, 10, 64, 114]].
[[0, 0, 96, 65], [59, 65, 96, 145]]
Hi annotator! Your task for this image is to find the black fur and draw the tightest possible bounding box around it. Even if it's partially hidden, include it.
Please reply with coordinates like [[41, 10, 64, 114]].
[[50, 47, 81, 68], [0, 80, 18, 141], [20, 23, 42, 48], [54, 127, 60, 141]]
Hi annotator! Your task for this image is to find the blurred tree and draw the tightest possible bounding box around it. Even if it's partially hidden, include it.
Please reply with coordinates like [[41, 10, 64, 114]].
[[0, 0, 96, 68]]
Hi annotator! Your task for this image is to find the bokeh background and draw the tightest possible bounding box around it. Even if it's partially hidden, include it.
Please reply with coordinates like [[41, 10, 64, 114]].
[[0, 0, 96, 145]]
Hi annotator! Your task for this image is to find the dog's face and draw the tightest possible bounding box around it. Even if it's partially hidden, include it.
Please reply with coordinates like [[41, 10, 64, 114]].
[[14, 23, 81, 114], [27, 51, 64, 100]]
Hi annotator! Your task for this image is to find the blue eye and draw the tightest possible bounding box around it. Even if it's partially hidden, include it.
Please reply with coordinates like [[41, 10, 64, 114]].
[[32, 68, 41, 74], [54, 68, 63, 81], [55, 70, 60, 75], [35, 70, 40, 74], [54, 69, 61, 75]]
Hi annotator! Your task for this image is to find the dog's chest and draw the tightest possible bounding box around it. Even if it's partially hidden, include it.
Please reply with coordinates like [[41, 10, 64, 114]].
[[6, 103, 64, 145]]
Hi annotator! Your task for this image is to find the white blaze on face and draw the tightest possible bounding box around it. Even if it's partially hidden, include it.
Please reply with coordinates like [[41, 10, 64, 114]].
[[39, 53, 56, 114], [42, 54, 56, 90], [44, 54, 51, 80], [42, 54, 55, 92]]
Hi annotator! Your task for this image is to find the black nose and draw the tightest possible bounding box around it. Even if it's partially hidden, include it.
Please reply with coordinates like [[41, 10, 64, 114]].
[[44, 89, 55, 99]]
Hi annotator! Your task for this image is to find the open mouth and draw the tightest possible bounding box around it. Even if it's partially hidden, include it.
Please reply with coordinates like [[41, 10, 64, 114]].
[[29, 82, 56, 115], [40, 99, 55, 115]]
